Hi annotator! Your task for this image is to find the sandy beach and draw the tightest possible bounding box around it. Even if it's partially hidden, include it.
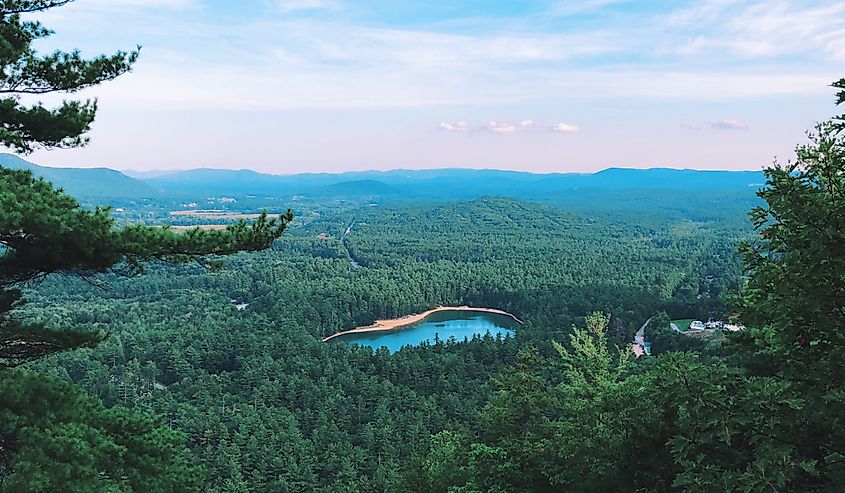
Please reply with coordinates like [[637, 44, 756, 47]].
[[322, 306, 523, 342]]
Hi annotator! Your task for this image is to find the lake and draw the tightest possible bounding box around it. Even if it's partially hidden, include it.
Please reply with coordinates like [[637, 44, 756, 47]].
[[331, 309, 518, 353]]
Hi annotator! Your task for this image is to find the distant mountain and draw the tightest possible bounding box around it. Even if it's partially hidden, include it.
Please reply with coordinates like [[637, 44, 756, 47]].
[[122, 169, 182, 180], [582, 167, 766, 190], [144, 168, 294, 195], [0, 154, 160, 200], [142, 166, 766, 199], [315, 179, 399, 197], [0, 155, 767, 204]]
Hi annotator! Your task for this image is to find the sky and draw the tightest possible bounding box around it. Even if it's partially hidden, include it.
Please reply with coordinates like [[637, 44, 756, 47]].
[[20, 0, 845, 173]]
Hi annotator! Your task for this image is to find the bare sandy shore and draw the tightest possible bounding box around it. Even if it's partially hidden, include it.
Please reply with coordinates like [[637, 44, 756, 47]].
[[322, 306, 524, 342]]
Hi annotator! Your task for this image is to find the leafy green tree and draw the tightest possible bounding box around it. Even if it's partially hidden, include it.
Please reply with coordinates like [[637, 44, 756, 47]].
[[651, 352, 810, 492], [542, 313, 684, 492], [731, 77, 845, 488], [834, 78, 845, 130]]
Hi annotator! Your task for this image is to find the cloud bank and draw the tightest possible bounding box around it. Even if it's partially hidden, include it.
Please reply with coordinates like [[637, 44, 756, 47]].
[[437, 120, 582, 135], [711, 119, 750, 130]]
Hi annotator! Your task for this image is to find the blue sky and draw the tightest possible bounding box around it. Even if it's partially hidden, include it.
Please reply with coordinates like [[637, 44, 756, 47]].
[[24, 0, 845, 173]]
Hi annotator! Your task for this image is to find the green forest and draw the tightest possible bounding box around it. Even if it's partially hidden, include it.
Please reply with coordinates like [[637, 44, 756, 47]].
[[9, 192, 746, 491], [1, 1, 845, 492]]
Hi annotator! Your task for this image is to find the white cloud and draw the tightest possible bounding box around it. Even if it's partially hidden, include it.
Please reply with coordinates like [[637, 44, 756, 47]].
[[485, 121, 517, 134], [551, 122, 580, 133], [33, 0, 842, 113], [664, 0, 739, 27], [437, 119, 577, 136], [79, 0, 199, 10], [438, 121, 471, 132], [548, 0, 632, 17], [711, 119, 749, 130], [666, 1, 845, 60], [276, 0, 341, 14]]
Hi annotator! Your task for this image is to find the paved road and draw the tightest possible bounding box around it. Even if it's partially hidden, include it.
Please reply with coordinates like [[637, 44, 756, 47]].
[[342, 219, 363, 268]]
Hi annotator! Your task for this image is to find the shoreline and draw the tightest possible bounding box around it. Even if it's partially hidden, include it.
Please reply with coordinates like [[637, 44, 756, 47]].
[[322, 306, 524, 342]]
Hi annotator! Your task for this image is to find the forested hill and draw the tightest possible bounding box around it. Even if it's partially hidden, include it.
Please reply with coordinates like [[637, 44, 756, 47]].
[[22, 194, 745, 491], [2, 1, 839, 489], [143, 166, 765, 199], [0, 153, 159, 200], [0, 154, 764, 202]]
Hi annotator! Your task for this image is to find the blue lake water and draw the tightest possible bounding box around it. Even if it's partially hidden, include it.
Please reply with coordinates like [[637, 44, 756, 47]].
[[332, 310, 518, 353]]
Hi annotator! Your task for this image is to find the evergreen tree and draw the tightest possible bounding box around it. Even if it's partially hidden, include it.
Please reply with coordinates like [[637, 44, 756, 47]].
[[0, 2, 293, 489], [0, 0, 138, 152], [0, 166, 293, 367], [731, 77, 845, 488], [0, 0, 294, 366]]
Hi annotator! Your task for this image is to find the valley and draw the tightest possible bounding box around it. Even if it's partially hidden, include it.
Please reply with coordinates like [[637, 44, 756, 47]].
[[14, 176, 750, 491], [1, 2, 841, 490]]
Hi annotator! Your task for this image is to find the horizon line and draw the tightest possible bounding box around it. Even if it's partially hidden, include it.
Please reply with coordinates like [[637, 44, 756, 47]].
[[1, 152, 766, 175]]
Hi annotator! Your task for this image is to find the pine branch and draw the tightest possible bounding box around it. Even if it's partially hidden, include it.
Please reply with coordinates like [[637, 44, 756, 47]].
[[0, 0, 73, 15]]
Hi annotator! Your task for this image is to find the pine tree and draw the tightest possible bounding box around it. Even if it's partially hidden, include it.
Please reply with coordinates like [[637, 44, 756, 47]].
[[0, 2, 293, 489], [0, 1, 139, 152]]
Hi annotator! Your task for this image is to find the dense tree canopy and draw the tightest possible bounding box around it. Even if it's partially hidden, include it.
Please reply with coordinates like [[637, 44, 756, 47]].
[[1, 166, 293, 367], [12, 191, 745, 491], [3, 1, 842, 491], [0, 2, 295, 489], [0, 172, 291, 488], [0, 370, 202, 492], [400, 78, 845, 492], [0, 173, 291, 491]]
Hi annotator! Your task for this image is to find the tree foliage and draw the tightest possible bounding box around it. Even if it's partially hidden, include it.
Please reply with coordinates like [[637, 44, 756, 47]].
[[13, 192, 744, 492], [730, 78, 845, 488], [1, 166, 293, 367], [0, 371, 203, 492], [7, 3, 839, 487], [0, 3, 297, 488], [0, 170, 291, 489], [397, 77, 845, 492], [0, 0, 139, 152]]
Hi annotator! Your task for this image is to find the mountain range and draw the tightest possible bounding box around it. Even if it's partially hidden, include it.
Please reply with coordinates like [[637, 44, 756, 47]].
[[2, 153, 766, 202], [0, 154, 160, 199]]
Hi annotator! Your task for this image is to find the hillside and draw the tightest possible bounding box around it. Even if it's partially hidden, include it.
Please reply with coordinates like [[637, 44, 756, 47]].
[[141, 166, 766, 199], [25, 194, 749, 491], [0, 155, 766, 208], [314, 179, 399, 197], [0, 154, 160, 200]]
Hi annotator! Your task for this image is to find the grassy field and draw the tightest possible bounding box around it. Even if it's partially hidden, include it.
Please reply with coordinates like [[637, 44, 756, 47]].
[[169, 210, 268, 220], [672, 319, 694, 331], [165, 210, 288, 231], [167, 224, 229, 231]]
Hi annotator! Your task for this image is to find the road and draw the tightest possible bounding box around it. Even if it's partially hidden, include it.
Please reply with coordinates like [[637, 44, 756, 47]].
[[342, 218, 363, 268], [634, 316, 652, 346]]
